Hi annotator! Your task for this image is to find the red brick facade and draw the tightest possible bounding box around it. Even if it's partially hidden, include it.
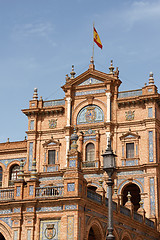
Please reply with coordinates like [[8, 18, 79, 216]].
[[0, 60, 159, 239]]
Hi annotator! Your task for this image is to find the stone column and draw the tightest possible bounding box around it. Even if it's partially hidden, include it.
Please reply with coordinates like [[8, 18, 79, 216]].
[[106, 92, 111, 122], [66, 97, 72, 127]]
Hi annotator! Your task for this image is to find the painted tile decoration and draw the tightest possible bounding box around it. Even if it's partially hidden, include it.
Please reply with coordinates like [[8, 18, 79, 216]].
[[30, 120, 34, 130], [43, 99, 65, 107], [117, 170, 144, 176], [39, 176, 63, 182], [65, 205, 77, 210], [117, 179, 125, 187], [83, 135, 96, 143], [14, 230, 18, 240], [125, 110, 135, 121], [0, 209, 12, 214], [16, 187, 21, 197], [75, 89, 106, 96], [118, 179, 144, 194], [29, 185, 34, 196], [27, 229, 31, 240], [27, 207, 34, 212], [49, 119, 57, 129], [84, 129, 96, 135], [36, 206, 63, 212], [29, 142, 33, 171], [0, 217, 12, 228], [136, 145, 138, 156], [69, 160, 76, 167], [77, 105, 104, 125], [0, 158, 26, 167], [67, 216, 74, 240], [47, 166, 59, 172], [13, 208, 21, 213], [40, 219, 61, 240], [67, 183, 75, 192], [150, 177, 156, 216], [149, 131, 154, 162], [78, 78, 103, 86]]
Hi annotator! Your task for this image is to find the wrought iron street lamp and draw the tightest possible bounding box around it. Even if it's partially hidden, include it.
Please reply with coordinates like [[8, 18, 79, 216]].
[[102, 139, 116, 240]]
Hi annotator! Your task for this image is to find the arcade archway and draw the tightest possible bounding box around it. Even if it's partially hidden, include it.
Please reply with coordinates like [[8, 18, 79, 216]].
[[122, 183, 141, 211], [0, 233, 5, 240], [88, 226, 103, 240]]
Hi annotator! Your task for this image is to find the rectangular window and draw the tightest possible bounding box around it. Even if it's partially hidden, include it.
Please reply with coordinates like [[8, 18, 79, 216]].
[[148, 107, 153, 118], [48, 150, 56, 165], [30, 120, 34, 130], [126, 143, 134, 158]]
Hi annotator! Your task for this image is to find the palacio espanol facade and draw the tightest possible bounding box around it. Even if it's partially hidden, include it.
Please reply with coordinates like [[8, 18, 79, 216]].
[[0, 58, 160, 240]]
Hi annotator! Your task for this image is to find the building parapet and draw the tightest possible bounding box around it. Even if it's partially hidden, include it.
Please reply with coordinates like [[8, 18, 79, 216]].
[[118, 89, 142, 98], [43, 99, 65, 107]]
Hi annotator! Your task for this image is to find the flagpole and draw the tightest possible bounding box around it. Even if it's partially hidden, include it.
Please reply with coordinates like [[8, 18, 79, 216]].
[[92, 22, 95, 61]]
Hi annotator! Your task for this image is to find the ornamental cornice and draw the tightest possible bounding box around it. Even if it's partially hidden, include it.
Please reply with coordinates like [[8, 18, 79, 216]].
[[22, 106, 65, 116], [117, 94, 160, 108]]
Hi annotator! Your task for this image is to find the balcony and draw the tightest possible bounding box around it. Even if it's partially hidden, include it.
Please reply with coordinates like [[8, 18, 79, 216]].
[[36, 186, 64, 198], [44, 164, 60, 172], [82, 161, 99, 168], [0, 188, 14, 200], [121, 158, 139, 167]]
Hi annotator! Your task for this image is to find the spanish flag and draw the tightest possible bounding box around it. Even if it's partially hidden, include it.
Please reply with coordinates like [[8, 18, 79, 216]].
[[93, 27, 103, 49]]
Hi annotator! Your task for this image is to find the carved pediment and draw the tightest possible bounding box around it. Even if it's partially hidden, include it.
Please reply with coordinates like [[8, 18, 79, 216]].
[[78, 78, 103, 86], [43, 138, 61, 147], [120, 131, 140, 140]]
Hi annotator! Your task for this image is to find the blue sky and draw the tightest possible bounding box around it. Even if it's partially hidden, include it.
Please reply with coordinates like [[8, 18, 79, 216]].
[[0, 0, 160, 142]]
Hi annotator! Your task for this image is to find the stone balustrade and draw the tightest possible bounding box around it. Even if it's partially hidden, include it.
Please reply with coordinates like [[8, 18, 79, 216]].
[[35, 186, 64, 198], [0, 188, 14, 200]]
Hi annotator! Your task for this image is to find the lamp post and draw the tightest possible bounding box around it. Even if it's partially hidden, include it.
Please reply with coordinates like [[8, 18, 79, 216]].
[[102, 139, 116, 240]]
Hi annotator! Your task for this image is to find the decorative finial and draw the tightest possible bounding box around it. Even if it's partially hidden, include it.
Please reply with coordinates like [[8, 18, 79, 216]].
[[33, 88, 38, 100], [139, 200, 144, 209], [70, 65, 76, 79], [114, 67, 119, 77], [144, 83, 147, 87], [89, 56, 95, 70], [149, 72, 154, 85], [24, 136, 27, 140], [127, 191, 131, 202], [7, 138, 10, 143], [39, 96, 43, 101], [99, 178, 103, 187], [30, 158, 37, 180], [109, 60, 114, 74], [18, 159, 24, 180], [90, 56, 94, 64], [65, 74, 70, 82]]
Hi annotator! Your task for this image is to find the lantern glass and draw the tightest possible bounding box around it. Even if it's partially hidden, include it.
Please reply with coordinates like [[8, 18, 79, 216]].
[[103, 151, 116, 171]]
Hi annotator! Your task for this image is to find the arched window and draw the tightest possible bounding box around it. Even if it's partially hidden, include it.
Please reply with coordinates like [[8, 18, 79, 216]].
[[122, 183, 141, 211], [0, 167, 2, 187], [86, 143, 95, 162], [9, 164, 20, 185]]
